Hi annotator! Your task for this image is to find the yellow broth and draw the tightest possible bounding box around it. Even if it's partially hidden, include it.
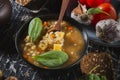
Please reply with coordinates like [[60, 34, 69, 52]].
[[21, 20, 85, 69]]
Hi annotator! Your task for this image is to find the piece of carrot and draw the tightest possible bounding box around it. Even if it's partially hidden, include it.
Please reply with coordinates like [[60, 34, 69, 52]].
[[51, 34, 56, 38], [43, 21, 48, 27], [67, 26, 73, 30]]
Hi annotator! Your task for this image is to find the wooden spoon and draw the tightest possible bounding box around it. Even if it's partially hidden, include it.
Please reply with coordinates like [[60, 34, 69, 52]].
[[48, 0, 69, 32]]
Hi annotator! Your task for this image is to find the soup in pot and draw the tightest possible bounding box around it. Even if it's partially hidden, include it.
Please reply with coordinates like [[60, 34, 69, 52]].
[[21, 18, 85, 69]]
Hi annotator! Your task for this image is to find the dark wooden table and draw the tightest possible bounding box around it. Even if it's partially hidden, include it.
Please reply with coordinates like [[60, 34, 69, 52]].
[[0, 0, 120, 80]]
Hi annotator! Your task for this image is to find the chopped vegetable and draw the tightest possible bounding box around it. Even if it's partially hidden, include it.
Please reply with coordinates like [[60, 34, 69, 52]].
[[67, 26, 73, 30], [51, 34, 56, 38], [28, 17, 43, 42], [43, 21, 48, 27], [56, 32, 65, 39], [53, 44, 62, 51], [33, 50, 69, 67]]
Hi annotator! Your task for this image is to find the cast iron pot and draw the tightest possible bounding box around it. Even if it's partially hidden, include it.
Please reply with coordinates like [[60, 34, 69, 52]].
[[15, 14, 88, 71]]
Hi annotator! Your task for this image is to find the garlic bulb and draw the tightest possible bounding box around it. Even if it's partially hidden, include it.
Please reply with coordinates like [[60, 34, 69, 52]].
[[71, 2, 93, 25], [96, 19, 120, 43]]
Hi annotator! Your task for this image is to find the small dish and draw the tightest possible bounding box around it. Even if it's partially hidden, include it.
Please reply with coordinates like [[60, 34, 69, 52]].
[[15, 14, 88, 70], [15, 0, 49, 14], [69, 0, 120, 47]]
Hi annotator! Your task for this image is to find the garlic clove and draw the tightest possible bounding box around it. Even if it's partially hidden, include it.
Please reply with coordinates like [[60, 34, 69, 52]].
[[71, 2, 93, 25]]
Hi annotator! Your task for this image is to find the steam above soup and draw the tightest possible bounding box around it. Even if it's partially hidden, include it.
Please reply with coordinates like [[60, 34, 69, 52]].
[[21, 17, 85, 69]]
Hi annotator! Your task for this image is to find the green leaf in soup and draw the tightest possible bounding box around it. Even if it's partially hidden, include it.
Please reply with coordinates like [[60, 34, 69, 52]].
[[33, 50, 69, 67], [28, 17, 42, 42]]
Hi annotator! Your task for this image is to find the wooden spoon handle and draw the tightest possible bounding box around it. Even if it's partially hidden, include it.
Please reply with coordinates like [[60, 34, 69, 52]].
[[58, 0, 69, 23], [47, 0, 69, 32]]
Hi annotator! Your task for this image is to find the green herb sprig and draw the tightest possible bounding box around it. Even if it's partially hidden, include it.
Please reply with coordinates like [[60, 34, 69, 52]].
[[81, 65, 107, 80], [87, 8, 110, 17]]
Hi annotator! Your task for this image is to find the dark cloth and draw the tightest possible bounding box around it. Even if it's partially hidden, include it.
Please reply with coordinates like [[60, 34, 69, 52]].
[[46, 0, 62, 14], [111, 0, 120, 13], [46, 0, 78, 16]]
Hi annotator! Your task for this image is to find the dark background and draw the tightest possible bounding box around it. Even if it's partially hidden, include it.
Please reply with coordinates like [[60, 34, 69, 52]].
[[0, 0, 120, 80]]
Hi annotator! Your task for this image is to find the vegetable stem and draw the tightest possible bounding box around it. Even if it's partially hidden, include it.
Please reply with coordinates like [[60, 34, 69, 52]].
[[89, 65, 100, 74], [101, 11, 111, 17], [87, 8, 111, 17]]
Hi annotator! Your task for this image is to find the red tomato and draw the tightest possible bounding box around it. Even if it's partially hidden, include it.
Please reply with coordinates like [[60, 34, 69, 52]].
[[86, 0, 111, 7], [92, 3, 117, 25], [79, 0, 89, 7]]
